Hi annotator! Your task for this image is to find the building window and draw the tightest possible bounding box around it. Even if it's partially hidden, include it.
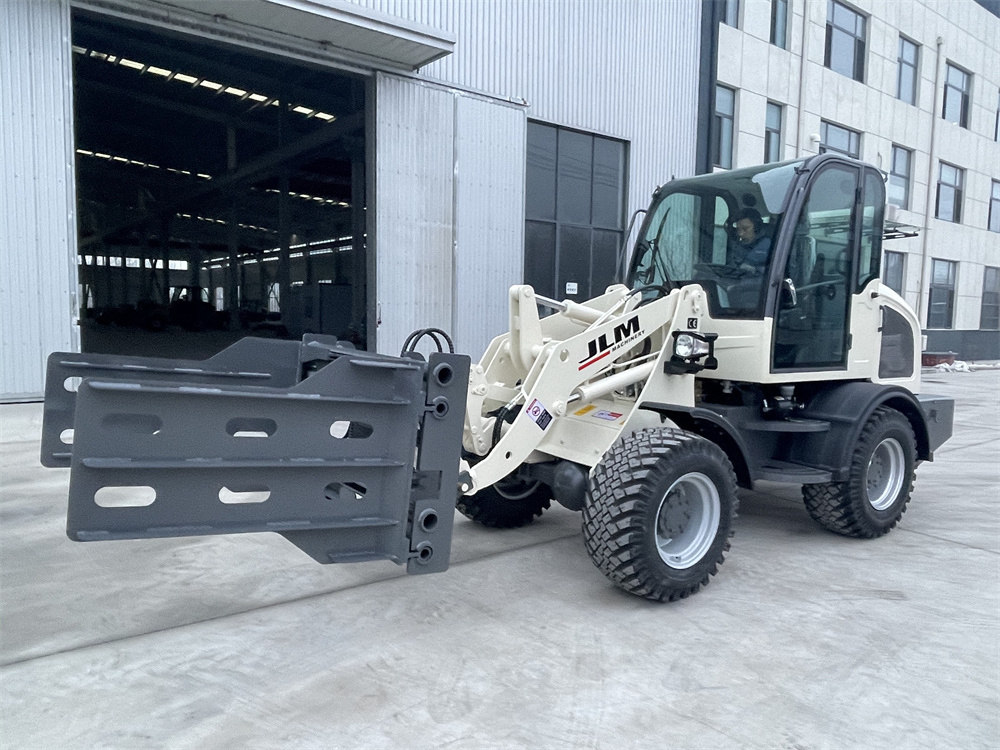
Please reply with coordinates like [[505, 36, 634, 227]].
[[982, 267, 1000, 330], [764, 102, 783, 163], [995, 89, 999, 141], [896, 36, 919, 105], [888, 145, 912, 210], [713, 85, 736, 169], [935, 162, 964, 223], [722, 0, 740, 27], [990, 180, 1000, 233], [942, 63, 971, 128], [820, 120, 860, 159], [883, 251, 905, 295], [524, 122, 626, 303], [927, 259, 957, 329], [825, 0, 866, 82], [770, 0, 788, 48]]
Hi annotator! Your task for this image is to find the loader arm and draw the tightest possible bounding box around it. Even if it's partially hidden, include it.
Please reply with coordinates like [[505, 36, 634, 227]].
[[461, 284, 711, 493]]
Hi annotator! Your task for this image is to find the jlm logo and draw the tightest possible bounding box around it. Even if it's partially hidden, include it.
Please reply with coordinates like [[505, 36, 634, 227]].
[[579, 315, 641, 370]]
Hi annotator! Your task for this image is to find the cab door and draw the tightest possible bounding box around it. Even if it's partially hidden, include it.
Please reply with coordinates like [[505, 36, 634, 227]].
[[847, 168, 887, 374], [772, 161, 861, 371]]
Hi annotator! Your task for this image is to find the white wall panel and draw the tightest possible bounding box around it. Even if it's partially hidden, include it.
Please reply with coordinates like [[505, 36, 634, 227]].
[[374, 74, 454, 356], [375, 74, 526, 358], [453, 96, 525, 358], [0, 0, 79, 402]]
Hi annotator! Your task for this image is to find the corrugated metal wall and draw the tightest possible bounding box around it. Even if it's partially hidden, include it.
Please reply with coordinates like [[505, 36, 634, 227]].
[[453, 95, 525, 358], [0, 0, 79, 402], [375, 74, 526, 358], [374, 75, 456, 356], [357, 0, 702, 220], [0, 0, 701, 392]]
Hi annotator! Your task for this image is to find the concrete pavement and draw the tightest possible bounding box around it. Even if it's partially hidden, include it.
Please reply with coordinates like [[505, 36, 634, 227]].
[[1, 369, 998, 749]]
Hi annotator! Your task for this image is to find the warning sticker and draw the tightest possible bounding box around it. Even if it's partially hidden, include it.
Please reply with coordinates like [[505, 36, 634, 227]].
[[525, 398, 553, 431], [574, 405, 597, 416], [593, 410, 623, 421]]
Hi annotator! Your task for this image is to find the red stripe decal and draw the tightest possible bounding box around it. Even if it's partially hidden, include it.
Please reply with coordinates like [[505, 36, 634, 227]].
[[578, 350, 610, 371]]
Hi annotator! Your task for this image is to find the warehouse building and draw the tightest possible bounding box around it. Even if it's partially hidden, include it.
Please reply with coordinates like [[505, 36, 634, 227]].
[[710, 0, 1000, 357], [0, 0, 703, 401], [3, 0, 997, 403]]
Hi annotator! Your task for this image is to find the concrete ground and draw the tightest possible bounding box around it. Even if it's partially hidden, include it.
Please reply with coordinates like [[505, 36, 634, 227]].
[[1, 369, 998, 749]]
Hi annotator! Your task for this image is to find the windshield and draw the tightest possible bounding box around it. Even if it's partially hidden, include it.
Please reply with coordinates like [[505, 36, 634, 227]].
[[630, 159, 803, 317]]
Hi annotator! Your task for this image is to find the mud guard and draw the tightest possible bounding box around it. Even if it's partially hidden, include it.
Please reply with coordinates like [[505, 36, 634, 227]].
[[42, 336, 470, 575]]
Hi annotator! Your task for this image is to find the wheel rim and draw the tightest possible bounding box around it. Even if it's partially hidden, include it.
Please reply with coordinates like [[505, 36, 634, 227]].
[[866, 437, 905, 511], [654, 472, 721, 569]]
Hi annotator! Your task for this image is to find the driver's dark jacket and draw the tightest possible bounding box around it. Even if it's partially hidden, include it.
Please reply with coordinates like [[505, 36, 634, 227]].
[[732, 236, 771, 270]]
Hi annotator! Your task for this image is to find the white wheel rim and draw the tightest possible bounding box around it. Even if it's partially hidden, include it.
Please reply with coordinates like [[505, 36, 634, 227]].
[[866, 437, 905, 511], [654, 472, 721, 569]]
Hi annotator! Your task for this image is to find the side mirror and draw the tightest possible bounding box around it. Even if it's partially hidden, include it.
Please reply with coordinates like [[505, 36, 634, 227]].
[[780, 278, 797, 310]]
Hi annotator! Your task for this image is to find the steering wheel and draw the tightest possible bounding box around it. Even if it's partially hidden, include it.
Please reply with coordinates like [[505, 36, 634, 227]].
[[694, 263, 750, 280]]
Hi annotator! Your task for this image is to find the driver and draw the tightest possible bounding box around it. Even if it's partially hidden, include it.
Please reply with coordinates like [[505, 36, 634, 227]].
[[730, 207, 771, 272]]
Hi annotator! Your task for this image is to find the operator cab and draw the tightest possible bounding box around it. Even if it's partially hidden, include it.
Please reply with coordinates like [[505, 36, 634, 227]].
[[629, 154, 887, 375]]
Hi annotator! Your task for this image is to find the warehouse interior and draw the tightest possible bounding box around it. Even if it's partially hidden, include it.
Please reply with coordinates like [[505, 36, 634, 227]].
[[72, 11, 369, 357]]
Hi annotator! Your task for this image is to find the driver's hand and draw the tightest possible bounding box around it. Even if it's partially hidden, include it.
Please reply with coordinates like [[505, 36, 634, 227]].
[[739, 263, 756, 271]]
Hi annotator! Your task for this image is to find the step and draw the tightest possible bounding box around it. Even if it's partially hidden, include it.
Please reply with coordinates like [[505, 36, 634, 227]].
[[757, 460, 832, 484], [743, 418, 831, 433]]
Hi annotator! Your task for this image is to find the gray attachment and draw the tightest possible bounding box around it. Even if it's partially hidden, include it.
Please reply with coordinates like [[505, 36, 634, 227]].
[[45, 336, 469, 575], [41, 337, 308, 467]]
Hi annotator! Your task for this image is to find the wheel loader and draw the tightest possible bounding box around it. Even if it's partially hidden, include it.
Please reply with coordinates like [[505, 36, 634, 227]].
[[41, 153, 954, 601]]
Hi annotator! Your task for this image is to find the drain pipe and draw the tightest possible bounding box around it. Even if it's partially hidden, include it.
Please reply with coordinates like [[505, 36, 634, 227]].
[[795, 0, 811, 156], [917, 36, 945, 325]]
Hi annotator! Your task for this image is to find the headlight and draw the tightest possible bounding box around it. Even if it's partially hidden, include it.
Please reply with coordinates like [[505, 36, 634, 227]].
[[666, 330, 719, 374], [674, 334, 709, 359]]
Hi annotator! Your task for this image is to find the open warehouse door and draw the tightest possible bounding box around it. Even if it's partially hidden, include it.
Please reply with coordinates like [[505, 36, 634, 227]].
[[72, 11, 369, 358]]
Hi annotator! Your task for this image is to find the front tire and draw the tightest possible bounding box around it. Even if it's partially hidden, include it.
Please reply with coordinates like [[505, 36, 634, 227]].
[[583, 429, 738, 602], [802, 406, 916, 538], [456, 476, 551, 528]]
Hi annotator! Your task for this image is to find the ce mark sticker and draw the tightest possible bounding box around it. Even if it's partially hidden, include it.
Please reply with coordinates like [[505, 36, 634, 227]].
[[687, 317, 699, 329], [525, 398, 553, 430]]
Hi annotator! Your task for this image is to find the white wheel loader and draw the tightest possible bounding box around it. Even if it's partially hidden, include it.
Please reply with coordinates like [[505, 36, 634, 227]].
[[42, 154, 954, 601]]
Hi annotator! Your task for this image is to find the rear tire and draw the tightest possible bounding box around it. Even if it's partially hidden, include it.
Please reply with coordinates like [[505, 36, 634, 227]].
[[456, 476, 551, 528], [802, 407, 916, 538], [583, 429, 738, 602]]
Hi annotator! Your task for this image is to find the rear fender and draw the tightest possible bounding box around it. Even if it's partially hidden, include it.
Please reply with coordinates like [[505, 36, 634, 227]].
[[797, 382, 944, 475]]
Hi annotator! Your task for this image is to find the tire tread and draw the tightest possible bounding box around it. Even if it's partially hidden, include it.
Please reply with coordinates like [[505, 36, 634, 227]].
[[583, 429, 738, 601], [802, 407, 916, 538]]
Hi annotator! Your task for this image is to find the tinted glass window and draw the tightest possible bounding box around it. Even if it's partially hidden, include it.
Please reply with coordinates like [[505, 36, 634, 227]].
[[820, 120, 860, 158], [771, 0, 788, 48], [825, 0, 866, 82], [927, 259, 956, 328], [714, 86, 736, 169], [774, 164, 857, 368], [896, 37, 918, 105], [883, 251, 904, 294], [888, 145, 911, 209], [982, 266, 1000, 330], [943, 64, 970, 127], [765, 102, 782, 163], [935, 162, 964, 223], [525, 122, 627, 301], [858, 170, 884, 289]]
